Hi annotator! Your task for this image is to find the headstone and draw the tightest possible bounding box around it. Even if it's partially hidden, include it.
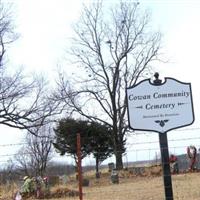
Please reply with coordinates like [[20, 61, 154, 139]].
[[82, 178, 89, 187], [108, 162, 115, 172], [111, 169, 119, 184]]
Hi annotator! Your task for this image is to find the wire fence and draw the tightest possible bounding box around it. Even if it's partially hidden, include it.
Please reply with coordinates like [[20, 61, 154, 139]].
[[79, 131, 200, 200], [1, 132, 200, 199]]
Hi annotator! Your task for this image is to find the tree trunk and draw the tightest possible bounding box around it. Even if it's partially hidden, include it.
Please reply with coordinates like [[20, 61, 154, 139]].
[[113, 133, 124, 170], [95, 157, 99, 174], [115, 150, 123, 170], [113, 129, 124, 170], [95, 157, 100, 178]]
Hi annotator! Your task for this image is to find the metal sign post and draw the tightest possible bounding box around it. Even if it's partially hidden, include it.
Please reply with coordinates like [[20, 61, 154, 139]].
[[159, 132, 173, 200], [154, 73, 173, 200]]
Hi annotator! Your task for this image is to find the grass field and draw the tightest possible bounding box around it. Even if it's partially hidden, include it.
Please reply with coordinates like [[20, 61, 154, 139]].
[[1, 170, 200, 199], [80, 173, 200, 200]]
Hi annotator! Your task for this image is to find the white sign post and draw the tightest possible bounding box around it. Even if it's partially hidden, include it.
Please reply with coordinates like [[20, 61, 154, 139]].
[[126, 74, 195, 200]]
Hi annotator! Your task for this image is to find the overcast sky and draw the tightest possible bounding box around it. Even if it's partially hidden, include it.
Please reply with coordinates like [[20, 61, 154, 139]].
[[1, 0, 200, 165]]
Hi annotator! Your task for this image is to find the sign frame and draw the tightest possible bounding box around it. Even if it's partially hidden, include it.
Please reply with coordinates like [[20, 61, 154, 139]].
[[126, 77, 195, 133]]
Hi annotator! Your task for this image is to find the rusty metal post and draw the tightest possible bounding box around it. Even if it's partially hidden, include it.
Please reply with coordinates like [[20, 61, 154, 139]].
[[77, 133, 83, 200]]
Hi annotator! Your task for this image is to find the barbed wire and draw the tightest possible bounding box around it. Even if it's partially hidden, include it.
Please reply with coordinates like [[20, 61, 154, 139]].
[[0, 133, 200, 148], [0, 144, 197, 159], [126, 135, 200, 146], [0, 131, 200, 167]]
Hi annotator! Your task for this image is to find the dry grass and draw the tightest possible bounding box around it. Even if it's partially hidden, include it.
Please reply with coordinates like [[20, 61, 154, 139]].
[[1, 170, 200, 199], [82, 173, 200, 200], [0, 182, 19, 200]]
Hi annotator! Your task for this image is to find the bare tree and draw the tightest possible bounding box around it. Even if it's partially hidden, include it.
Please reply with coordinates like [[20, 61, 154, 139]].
[[15, 124, 53, 177], [0, 1, 63, 134], [0, 72, 62, 133], [55, 1, 161, 169], [0, 0, 17, 67], [15, 146, 31, 176]]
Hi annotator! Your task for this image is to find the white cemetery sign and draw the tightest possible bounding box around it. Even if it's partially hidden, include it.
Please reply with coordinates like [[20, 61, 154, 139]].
[[126, 77, 194, 133]]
